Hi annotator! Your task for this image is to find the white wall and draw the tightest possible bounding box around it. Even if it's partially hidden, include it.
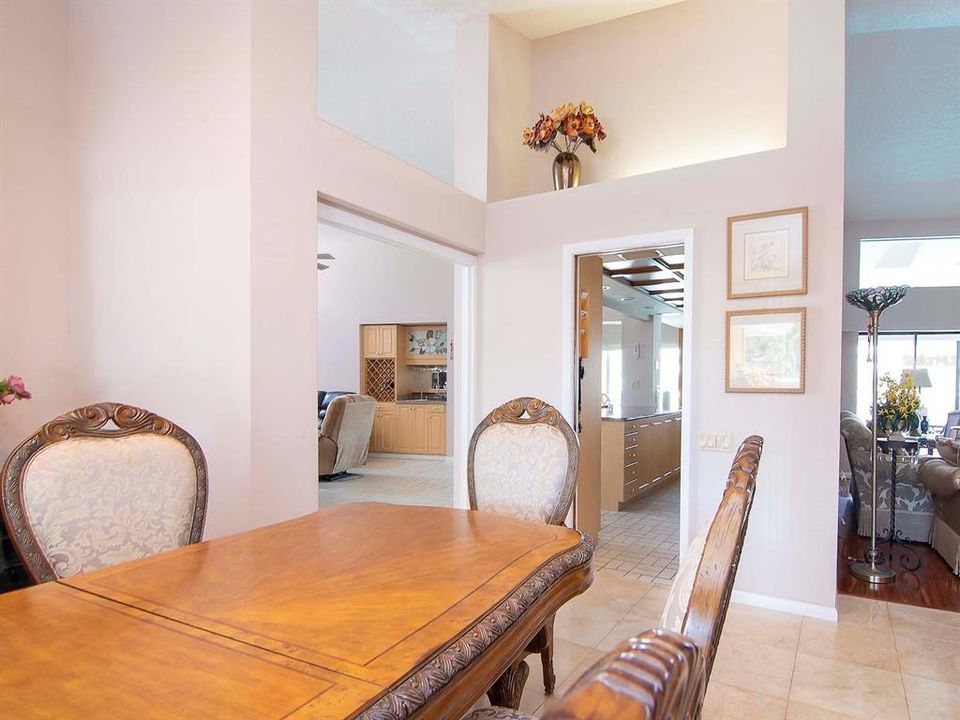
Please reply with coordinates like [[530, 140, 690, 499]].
[[840, 217, 960, 411], [487, 18, 531, 203], [316, 224, 454, 389], [0, 0, 77, 455], [68, 0, 255, 538], [480, 0, 844, 615], [523, 0, 788, 196], [316, 1, 455, 185], [0, 0, 485, 539], [620, 315, 656, 408]]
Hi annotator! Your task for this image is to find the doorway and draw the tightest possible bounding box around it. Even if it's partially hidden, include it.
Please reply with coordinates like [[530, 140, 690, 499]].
[[562, 229, 695, 565], [315, 201, 477, 510]]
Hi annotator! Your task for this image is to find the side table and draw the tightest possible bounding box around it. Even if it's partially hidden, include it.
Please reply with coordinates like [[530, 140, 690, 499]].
[[875, 437, 922, 573]]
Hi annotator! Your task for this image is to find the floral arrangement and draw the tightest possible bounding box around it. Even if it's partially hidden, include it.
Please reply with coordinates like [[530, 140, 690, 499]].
[[876, 373, 920, 436], [0, 375, 31, 405], [521, 101, 607, 154]]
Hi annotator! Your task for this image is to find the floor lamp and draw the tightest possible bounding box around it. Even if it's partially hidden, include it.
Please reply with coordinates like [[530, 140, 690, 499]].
[[845, 285, 908, 585]]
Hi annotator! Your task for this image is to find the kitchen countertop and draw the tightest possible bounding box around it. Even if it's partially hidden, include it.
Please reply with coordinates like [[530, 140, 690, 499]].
[[396, 398, 447, 405], [601, 405, 681, 422]]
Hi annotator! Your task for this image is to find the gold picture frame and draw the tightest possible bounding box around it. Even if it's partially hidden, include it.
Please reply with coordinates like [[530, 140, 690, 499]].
[[727, 207, 808, 299], [725, 307, 806, 394]]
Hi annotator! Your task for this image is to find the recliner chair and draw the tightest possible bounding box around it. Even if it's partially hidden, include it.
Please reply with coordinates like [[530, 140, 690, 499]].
[[318, 394, 377, 479], [318, 390, 355, 427]]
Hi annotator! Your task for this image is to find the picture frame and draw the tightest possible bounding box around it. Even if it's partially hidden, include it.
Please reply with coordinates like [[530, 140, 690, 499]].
[[726, 307, 806, 394], [727, 207, 808, 299]]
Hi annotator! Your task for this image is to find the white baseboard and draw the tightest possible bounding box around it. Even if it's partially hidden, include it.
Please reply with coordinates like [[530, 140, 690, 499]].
[[367, 452, 451, 462], [731, 590, 838, 622]]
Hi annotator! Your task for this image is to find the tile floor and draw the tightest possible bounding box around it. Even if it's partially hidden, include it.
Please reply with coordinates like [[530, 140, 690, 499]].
[[595, 480, 680, 585], [468, 569, 960, 720], [317, 455, 454, 508]]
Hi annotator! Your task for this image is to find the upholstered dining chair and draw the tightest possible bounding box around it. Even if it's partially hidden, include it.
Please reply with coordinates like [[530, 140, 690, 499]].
[[468, 396, 579, 697], [0, 402, 208, 583], [466, 435, 763, 720], [658, 434, 763, 681]]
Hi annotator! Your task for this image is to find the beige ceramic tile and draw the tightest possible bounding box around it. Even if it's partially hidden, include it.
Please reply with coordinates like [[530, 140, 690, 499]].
[[798, 617, 899, 672], [701, 681, 788, 720], [889, 603, 960, 645], [902, 674, 960, 720], [789, 653, 908, 720], [894, 633, 960, 685], [553, 603, 625, 648], [525, 638, 604, 694], [710, 636, 797, 699], [835, 595, 891, 632], [630, 583, 671, 618], [723, 603, 803, 652], [518, 686, 546, 715], [785, 699, 860, 719], [595, 612, 662, 652], [574, 569, 655, 614]]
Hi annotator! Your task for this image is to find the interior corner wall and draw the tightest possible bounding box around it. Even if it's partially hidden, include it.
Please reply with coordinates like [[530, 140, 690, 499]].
[[454, 16, 490, 201], [0, 0, 77, 458], [68, 0, 255, 538], [523, 0, 788, 196], [486, 18, 530, 203], [481, 0, 844, 614], [251, 0, 485, 528]]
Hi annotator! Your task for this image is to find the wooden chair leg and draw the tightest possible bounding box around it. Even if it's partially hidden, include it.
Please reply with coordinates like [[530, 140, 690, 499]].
[[524, 614, 556, 694], [540, 615, 556, 694]]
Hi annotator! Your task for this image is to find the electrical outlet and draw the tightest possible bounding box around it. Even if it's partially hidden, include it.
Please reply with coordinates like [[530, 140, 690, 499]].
[[632, 380, 643, 390]]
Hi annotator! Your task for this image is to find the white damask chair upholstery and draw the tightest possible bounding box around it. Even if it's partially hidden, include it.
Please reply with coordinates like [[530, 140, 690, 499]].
[[1, 403, 208, 583], [468, 397, 579, 697]]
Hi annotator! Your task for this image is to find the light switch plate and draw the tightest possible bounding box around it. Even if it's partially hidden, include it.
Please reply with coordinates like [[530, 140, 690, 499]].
[[699, 431, 732, 451]]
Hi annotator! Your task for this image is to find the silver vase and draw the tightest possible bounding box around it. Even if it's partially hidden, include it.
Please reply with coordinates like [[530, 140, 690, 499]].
[[552, 152, 581, 190]]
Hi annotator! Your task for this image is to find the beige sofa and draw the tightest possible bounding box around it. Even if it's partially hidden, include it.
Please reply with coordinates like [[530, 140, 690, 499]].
[[919, 438, 960, 575], [318, 394, 376, 478]]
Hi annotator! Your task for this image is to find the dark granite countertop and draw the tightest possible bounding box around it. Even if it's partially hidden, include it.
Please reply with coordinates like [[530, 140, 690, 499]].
[[396, 398, 447, 405], [601, 405, 681, 421]]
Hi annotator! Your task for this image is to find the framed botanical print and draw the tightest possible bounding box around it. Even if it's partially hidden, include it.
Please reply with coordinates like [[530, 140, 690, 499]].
[[727, 207, 808, 299], [726, 308, 806, 394]]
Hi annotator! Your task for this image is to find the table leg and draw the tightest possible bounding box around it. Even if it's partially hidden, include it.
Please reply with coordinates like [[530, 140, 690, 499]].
[[487, 657, 530, 709]]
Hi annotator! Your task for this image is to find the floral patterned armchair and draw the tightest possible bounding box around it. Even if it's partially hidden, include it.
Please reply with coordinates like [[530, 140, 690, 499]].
[[840, 413, 934, 543], [0, 403, 207, 583]]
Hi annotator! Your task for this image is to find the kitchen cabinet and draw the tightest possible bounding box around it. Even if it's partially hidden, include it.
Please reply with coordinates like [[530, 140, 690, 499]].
[[370, 403, 445, 456], [601, 412, 681, 510], [362, 325, 397, 358]]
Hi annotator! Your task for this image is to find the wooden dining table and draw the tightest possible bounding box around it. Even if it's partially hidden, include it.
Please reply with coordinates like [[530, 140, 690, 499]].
[[0, 502, 593, 719]]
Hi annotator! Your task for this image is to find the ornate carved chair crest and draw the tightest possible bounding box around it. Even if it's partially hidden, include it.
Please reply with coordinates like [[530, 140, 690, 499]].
[[467, 396, 579, 526], [1, 402, 208, 583]]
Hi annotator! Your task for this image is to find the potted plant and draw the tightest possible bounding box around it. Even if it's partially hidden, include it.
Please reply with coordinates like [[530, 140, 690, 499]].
[[876, 373, 920, 437], [522, 101, 606, 191]]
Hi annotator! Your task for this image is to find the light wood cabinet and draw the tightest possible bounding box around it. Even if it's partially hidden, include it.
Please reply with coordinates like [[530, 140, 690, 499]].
[[370, 403, 399, 452], [426, 407, 446, 455], [601, 413, 681, 510], [370, 403, 445, 455], [362, 325, 398, 358]]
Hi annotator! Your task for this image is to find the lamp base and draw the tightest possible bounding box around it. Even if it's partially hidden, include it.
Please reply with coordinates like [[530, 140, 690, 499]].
[[850, 560, 896, 584]]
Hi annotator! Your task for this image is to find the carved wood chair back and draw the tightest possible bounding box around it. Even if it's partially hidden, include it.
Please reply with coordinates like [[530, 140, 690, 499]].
[[1, 402, 208, 583], [661, 435, 763, 681], [466, 629, 707, 720], [467, 397, 579, 526]]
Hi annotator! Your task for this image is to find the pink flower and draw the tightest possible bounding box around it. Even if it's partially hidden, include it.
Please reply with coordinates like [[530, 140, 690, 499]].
[[7, 375, 30, 399], [0, 394, 15, 405]]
